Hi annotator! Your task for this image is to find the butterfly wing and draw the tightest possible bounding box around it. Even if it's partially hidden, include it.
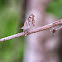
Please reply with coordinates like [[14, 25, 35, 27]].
[[20, 14, 35, 30]]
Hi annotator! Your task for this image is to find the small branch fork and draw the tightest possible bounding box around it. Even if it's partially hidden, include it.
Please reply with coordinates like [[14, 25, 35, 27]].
[[0, 19, 62, 41]]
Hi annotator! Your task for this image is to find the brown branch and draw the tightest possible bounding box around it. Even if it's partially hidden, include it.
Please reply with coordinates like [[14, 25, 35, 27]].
[[0, 19, 62, 41], [51, 26, 62, 33]]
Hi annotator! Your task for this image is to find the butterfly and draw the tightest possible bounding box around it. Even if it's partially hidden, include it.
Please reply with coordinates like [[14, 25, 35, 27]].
[[20, 14, 35, 35]]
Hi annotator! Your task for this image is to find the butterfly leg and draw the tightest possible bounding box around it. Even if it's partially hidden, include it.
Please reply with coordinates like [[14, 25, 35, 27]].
[[23, 29, 29, 36]]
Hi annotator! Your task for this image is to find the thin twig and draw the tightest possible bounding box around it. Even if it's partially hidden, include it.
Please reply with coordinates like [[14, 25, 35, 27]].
[[51, 26, 62, 33], [0, 19, 62, 41], [56, 26, 62, 31]]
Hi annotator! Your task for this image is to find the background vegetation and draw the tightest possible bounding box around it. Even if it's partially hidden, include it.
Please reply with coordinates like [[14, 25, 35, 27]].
[[0, 0, 62, 62]]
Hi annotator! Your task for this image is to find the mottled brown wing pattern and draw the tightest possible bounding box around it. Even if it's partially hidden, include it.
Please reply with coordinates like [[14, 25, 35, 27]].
[[28, 14, 35, 27], [20, 14, 35, 30]]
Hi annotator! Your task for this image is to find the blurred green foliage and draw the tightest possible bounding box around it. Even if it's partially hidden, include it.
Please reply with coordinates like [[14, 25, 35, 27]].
[[47, 0, 62, 18], [0, 0, 24, 62], [0, 0, 62, 62]]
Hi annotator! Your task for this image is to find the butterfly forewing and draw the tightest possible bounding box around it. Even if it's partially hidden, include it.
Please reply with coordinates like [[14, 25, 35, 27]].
[[20, 14, 35, 30]]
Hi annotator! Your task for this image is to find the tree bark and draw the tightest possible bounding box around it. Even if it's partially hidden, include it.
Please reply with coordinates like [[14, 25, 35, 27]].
[[23, 0, 60, 62]]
